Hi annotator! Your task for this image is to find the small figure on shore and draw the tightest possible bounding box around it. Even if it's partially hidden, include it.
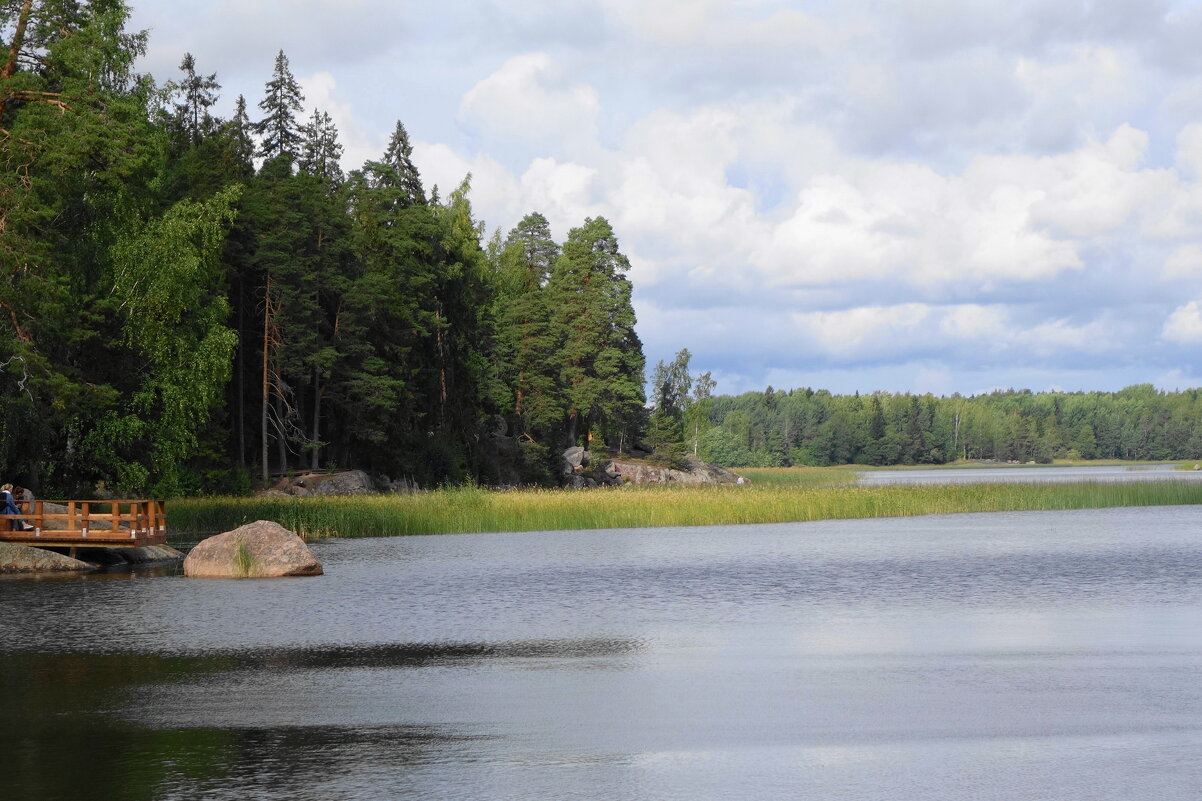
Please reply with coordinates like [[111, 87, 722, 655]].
[[1, 483, 22, 530]]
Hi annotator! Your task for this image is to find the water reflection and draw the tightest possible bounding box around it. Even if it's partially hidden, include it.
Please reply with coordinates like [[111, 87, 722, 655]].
[[5, 506, 1202, 799]]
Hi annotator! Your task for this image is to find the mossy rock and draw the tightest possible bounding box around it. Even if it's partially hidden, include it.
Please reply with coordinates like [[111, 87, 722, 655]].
[[182, 520, 322, 579]]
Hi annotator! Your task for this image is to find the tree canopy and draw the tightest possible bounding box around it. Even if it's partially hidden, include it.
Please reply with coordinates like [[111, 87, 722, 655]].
[[0, 4, 649, 494]]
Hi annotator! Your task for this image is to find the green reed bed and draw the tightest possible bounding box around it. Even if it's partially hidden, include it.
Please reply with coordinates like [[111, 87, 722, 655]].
[[167, 476, 1202, 542]]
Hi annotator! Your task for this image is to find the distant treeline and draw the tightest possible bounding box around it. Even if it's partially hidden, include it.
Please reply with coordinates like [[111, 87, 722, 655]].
[[695, 384, 1202, 468], [0, 3, 643, 495]]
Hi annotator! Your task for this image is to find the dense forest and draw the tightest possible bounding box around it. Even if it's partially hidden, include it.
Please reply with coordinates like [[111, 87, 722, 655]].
[[3, 3, 1200, 498], [697, 382, 1202, 468], [645, 350, 1202, 469], [0, 1, 643, 495]]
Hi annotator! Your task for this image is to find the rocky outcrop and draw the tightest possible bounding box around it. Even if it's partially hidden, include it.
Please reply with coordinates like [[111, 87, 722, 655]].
[[563, 446, 589, 473], [606, 455, 747, 486], [560, 449, 747, 487], [72, 544, 186, 567], [122, 544, 186, 564], [183, 520, 323, 579], [265, 470, 378, 497], [0, 542, 96, 574]]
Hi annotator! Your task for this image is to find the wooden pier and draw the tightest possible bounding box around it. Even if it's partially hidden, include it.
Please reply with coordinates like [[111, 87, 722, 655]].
[[0, 500, 167, 551]]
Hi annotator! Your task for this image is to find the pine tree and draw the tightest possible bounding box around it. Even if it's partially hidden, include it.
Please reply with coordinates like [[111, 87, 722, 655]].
[[500, 211, 558, 289], [546, 217, 645, 450], [238, 151, 353, 480], [254, 50, 304, 162]]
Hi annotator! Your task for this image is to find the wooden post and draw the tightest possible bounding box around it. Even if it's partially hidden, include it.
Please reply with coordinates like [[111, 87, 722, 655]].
[[112, 501, 119, 540], [81, 502, 90, 538], [33, 499, 42, 537], [68, 501, 78, 537]]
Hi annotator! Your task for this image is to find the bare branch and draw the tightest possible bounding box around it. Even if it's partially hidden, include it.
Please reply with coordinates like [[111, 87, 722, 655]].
[[0, 353, 34, 399]]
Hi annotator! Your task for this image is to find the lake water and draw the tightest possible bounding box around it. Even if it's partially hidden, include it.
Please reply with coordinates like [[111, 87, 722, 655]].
[[857, 462, 1202, 485], [5, 505, 1202, 799]]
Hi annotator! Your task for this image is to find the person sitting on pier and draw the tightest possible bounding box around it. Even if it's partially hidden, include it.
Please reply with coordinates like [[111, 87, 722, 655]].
[[13, 486, 34, 529], [1, 483, 22, 530]]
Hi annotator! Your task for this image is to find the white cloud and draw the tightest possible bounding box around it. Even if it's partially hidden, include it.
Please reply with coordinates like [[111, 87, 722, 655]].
[[1163, 244, 1202, 279], [940, 305, 1008, 339], [1176, 123, 1202, 179], [1016, 45, 1135, 116], [754, 154, 1088, 289], [1013, 317, 1116, 356], [1027, 126, 1162, 238], [126, 0, 1202, 393], [779, 303, 1123, 365], [603, 0, 722, 42], [1161, 301, 1202, 343], [298, 71, 381, 173], [458, 53, 599, 146], [793, 303, 933, 359], [518, 158, 603, 234], [603, 0, 833, 50]]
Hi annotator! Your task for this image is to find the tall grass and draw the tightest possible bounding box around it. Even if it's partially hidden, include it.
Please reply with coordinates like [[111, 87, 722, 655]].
[[167, 473, 1202, 543]]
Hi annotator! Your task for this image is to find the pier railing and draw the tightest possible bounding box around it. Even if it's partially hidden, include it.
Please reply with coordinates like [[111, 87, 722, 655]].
[[1, 500, 167, 549]]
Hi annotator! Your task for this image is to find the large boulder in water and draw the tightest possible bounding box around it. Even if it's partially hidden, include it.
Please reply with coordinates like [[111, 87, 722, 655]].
[[0, 542, 96, 574], [183, 520, 323, 579]]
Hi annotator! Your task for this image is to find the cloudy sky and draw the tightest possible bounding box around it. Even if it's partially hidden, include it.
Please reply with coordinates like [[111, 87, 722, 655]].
[[127, 0, 1202, 397]]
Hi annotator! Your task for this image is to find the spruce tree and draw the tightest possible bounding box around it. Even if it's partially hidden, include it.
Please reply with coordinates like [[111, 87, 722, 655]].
[[172, 52, 220, 147], [339, 142, 440, 476], [298, 108, 344, 184], [489, 213, 561, 432], [229, 94, 256, 173], [254, 49, 304, 161], [375, 120, 425, 205], [428, 177, 492, 473]]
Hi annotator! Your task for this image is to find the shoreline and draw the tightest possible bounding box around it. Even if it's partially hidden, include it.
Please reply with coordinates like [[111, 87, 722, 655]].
[[167, 466, 1202, 543]]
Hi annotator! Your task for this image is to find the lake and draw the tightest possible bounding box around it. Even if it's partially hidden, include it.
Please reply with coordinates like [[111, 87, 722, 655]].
[[857, 462, 1202, 485], [4, 504, 1202, 799]]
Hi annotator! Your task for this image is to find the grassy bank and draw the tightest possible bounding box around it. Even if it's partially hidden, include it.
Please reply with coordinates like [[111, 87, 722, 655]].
[[167, 469, 1202, 542]]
